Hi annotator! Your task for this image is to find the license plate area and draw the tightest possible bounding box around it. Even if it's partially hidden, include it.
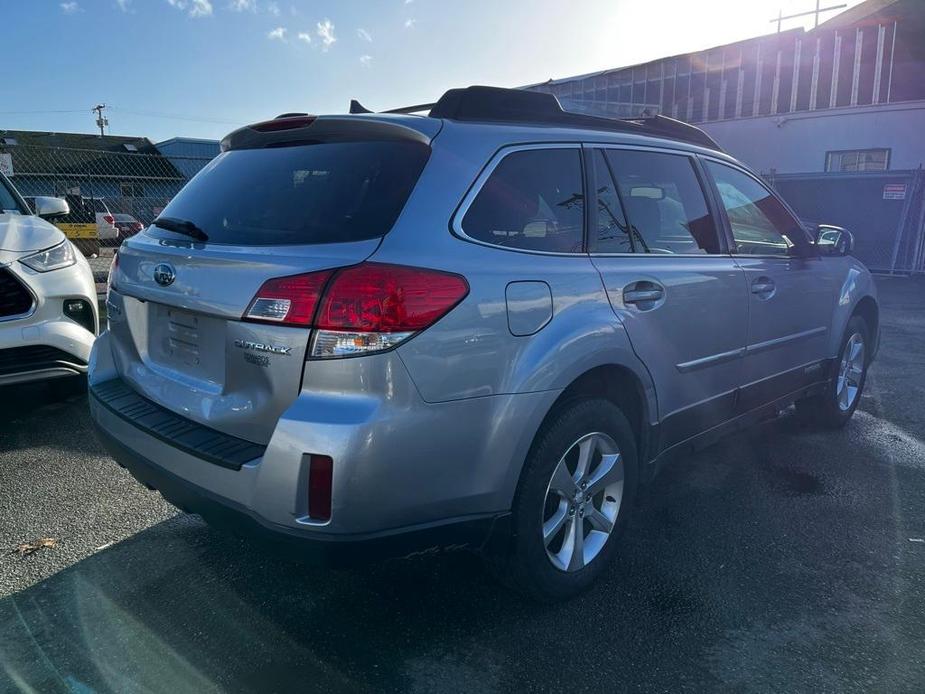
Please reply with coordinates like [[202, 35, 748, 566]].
[[148, 304, 225, 386]]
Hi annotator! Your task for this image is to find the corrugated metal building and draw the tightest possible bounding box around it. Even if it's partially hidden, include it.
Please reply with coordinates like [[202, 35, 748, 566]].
[[524, 0, 925, 272]]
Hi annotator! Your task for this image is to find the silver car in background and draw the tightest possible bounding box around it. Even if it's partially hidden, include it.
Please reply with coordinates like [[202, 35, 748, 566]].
[[1, 174, 98, 387], [88, 87, 879, 601]]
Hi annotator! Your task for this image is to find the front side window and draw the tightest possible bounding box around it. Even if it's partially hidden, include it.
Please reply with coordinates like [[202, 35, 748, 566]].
[[604, 149, 720, 254], [0, 178, 25, 214], [461, 148, 584, 253], [705, 161, 807, 257]]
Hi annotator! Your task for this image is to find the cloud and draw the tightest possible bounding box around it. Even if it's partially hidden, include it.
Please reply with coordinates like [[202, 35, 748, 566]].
[[356, 27, 372, 42], [190, 0, 212, 17], [166, 0, 213, 17], [228, 0, 255, 11], [316, 19, 336, 49], [404, 18, 416, 28], [359, 54, 372, 66], [297, 31, 311, 43], [267, 26, 287, 41], [60, 1, 80, 13], [115, 0, 131, 11], [266, 1, 280, 16]]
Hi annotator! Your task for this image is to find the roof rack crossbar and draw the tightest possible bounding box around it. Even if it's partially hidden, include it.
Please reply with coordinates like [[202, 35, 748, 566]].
[[378, 86, 721, 151], [347, 86, 722, 151], [383, 102, 437, 115]]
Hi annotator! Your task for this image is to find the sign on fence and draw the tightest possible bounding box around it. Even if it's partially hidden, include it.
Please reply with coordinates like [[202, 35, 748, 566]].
[[883, 183, 907, 200], [0, 153, 12, 176]]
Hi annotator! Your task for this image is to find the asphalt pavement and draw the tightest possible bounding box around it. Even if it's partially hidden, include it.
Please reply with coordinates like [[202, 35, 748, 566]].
[[1, 276, 924, 693]]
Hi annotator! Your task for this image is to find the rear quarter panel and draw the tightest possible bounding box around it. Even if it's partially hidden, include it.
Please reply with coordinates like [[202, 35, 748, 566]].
[[378, 122, 658, 414]]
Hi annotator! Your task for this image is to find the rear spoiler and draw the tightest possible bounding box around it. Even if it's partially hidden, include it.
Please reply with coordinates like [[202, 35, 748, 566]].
[[221, 115, 434, 151]]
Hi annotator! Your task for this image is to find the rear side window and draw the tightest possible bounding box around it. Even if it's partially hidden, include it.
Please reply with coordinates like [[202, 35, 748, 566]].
[[156, 141, 430, 245], [604, 149, 720, 254], [461, 148, 585, 253]]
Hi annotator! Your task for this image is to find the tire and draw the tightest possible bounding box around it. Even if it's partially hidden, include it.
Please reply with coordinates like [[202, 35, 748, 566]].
[[488, 398, 638, 602], [795, 315, 870, 429]]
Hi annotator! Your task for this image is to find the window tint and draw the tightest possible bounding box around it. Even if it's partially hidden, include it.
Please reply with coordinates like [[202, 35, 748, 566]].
[[461, 148, 584, 253], [592, 150, 633, 253], [705, 161, 806, 257], [604, 150, 719, 254], [157, 141, 430, 245]]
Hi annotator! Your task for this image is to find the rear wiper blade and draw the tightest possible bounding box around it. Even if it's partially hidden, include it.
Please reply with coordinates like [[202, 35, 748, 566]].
[[152, 216, 209, 241]]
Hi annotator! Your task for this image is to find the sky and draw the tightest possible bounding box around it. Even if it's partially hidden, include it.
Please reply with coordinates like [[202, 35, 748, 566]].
[[2, 0, 868, 143]]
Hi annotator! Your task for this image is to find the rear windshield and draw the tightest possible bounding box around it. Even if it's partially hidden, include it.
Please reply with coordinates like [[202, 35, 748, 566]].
[[155, 141, 430, 245]]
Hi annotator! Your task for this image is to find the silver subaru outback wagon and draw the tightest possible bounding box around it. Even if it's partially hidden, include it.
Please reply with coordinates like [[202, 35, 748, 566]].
[[88, 86, 879, 601]]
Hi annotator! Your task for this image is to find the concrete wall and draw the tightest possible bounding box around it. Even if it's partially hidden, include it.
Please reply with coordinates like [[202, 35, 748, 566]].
[[701, 100, 925, 174]]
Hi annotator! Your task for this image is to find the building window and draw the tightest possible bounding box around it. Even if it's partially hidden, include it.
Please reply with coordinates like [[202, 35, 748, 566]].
[[120, 182, 145, 197], [825, 148, 890, 172]]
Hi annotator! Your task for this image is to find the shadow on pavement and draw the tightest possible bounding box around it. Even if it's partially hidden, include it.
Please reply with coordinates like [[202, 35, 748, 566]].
[[2, 278, 924, 693], [2, 407, 924, 693]]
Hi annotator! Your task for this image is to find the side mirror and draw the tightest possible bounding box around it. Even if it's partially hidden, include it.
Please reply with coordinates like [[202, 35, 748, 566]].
[[814, 224, 854, 257], [34, 196, 69, 220]]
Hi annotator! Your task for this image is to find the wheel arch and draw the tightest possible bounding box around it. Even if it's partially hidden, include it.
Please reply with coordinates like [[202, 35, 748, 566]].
[[548, 365, 654, 465], [851, 295, 880, 357]]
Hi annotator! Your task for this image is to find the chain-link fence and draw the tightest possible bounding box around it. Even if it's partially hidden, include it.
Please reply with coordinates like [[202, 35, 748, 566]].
[[767, 168, 925, 274], [1, 143, 215, 284]]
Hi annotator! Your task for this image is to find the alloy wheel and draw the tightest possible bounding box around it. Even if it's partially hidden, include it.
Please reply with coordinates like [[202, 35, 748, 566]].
[[542, 432, 624, 572], [836, 332, 865, 412]]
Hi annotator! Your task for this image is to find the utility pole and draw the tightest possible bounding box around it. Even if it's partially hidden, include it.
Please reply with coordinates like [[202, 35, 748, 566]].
[[92, 103, 108, 136], [770, 1, 847, 33]]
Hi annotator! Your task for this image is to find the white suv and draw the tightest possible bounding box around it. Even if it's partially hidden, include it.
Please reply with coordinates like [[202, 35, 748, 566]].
[[1, 173, 98, 387]]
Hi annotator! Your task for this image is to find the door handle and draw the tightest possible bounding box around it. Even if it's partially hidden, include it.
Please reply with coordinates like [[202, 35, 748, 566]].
[[750, 277, 776, 297], [624, 288, 664, 303], [623, 281, 665, 308]]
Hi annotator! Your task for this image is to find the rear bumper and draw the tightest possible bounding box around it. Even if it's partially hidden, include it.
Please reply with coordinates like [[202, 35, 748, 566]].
[[89, 326, 557, 542], [92, 419, 506, 566]]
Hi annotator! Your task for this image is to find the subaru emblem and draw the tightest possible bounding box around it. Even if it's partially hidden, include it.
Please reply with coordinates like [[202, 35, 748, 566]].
[[153, 263, 176, 287]]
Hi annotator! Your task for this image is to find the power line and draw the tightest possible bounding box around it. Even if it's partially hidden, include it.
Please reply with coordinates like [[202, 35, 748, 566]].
[[0, 106, 241, 126], [0, 109, 87, 115], [108, 106, 241, 125]]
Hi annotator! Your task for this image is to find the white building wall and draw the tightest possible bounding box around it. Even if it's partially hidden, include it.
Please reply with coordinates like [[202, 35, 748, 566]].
[[701, 100, 925, 174]]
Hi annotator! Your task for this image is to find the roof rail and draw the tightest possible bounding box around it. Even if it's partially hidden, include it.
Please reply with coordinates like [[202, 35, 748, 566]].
[[370, 85, 722, 151]]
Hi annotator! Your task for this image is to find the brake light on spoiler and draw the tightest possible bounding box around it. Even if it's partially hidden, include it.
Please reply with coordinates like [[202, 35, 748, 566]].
[[243, 262, 469, 359]]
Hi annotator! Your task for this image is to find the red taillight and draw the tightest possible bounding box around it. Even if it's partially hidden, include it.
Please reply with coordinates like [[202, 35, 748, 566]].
[[243, 262, 469, 358], [244, 270, 333, 326], [308, 455, 333, 521], [251, 115, 317, 132], [315, 263, 469, 332], [104, 214, 115, 225]]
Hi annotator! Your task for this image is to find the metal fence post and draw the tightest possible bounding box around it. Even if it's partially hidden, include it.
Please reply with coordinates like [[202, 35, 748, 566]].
[[889, 165, 923, 274]]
